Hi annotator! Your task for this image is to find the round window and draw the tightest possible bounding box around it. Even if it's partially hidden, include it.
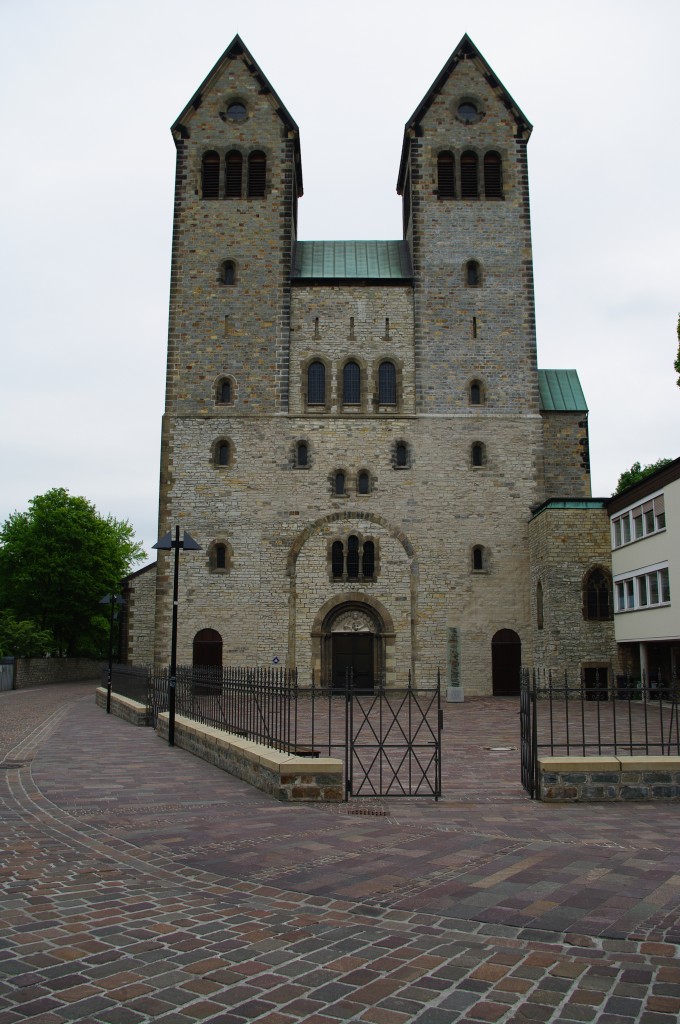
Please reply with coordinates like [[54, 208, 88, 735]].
[[227, 102, 247, 122], [457, 101, 478, 123]]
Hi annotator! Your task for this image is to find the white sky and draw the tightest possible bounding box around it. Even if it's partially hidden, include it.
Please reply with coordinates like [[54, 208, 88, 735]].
[[1, 0, 678, 560]]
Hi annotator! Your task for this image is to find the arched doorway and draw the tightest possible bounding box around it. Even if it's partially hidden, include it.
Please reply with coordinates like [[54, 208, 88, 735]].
[[193, 628, 223, 668], [491, 629, 521, 696], [323, 605, 384, 692]]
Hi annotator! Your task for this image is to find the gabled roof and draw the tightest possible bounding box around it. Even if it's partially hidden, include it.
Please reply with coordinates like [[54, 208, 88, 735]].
[[292, 241, 412, 281], [171, 35, 302, 194], [538, 369, 587, 412], [398, 34, 532, 192]]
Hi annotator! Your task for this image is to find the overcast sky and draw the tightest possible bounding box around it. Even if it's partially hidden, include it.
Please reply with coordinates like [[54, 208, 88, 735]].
[[1, 0, 678, 561]]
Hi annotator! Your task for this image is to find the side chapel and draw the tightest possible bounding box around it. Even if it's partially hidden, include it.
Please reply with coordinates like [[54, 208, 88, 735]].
[[123, 35, 618, 694]]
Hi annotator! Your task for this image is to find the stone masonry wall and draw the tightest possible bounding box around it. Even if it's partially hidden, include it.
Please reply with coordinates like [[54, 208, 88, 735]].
[[122, 563, 156, 666]]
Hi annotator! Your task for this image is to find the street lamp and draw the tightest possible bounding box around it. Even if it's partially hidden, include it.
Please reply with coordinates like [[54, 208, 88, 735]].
[[153, 525, 202, 746], [99, 593, 125, 714]]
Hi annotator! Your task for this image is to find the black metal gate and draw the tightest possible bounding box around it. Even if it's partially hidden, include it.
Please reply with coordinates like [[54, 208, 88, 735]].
[[345, 673, 442, 799], [519, 668, 537, 798]]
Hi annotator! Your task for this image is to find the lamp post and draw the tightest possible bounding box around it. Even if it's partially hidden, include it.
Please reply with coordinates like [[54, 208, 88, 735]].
[[99, 593, 125, 714], [153, 526, 202, 746]]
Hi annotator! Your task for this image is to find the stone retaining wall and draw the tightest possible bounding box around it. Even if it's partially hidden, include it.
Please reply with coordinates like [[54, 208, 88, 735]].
[[156, 712, 344, 802], [539, 756, 680, 801], [95, 687, 149, 726], [15, 658, 102, 689]]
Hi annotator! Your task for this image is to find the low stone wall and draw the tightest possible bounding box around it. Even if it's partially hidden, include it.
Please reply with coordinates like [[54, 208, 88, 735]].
[[95, 686, 149, 726], [539, 755, 680, 801], [156, 713, 344, 802], [15, 658, 101, 689]]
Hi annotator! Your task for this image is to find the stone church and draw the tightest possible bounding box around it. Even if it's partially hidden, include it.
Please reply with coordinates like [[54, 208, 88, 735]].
[[122, 34, 619, 695]]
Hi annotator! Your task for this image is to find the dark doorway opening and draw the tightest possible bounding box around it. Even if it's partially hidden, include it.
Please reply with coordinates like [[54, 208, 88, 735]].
[[193, 628, 223, 668], [584, 666, 609, 701], [332, 633, 374, 692], [492, 629, 521, 696]]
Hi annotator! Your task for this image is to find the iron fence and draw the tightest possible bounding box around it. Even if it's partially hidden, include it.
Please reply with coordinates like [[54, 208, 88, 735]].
[[520, 667, 680, 797]]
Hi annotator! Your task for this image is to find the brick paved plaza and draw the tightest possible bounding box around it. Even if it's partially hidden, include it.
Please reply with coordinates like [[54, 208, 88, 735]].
[[1, 683, 680, 1023]]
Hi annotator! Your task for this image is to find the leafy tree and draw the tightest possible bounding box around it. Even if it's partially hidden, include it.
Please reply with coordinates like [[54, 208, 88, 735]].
[[0, 488, 145, 657], [614, 458, 673, 495], [0, 611, 55, 658]]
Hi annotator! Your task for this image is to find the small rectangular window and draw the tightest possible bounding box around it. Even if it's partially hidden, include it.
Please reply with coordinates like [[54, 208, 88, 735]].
[[660, 567, 671, 603], [622, 516, 631, 544], [644, 508, 655, 534], [613, 519, 622, 548], [626, 579, 635, 609], [633, 510, 643, 539], [649, 573, 659, 604], [637, 575, 648, 606], [616, 582, 625, 612]]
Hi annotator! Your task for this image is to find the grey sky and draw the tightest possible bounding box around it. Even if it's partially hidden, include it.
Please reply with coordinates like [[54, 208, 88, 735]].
[[1, 0, 678, 560]]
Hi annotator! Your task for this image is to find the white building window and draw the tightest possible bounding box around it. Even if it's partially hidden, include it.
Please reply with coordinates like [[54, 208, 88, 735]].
[[614, 565, 671, 613], [612, 493, 666, 548]]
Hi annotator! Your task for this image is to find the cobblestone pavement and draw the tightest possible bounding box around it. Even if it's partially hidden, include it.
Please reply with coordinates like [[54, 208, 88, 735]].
[[1, 685, 680, 1023]]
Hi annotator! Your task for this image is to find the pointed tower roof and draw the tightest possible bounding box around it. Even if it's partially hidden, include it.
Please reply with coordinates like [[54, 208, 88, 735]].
[[172, 35, 302, 194], [397, 34, 532, 192]]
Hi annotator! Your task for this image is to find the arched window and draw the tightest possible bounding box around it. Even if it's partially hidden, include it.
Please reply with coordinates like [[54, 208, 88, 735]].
[[471, 442, 484, 467], [307, 361, 325, 405], [296, 441, 308, 467], [334, 471, 346, 496], [537, 580, 544, 630], [214, 544, 227, 570], [437, 151, 455, 197], [583, 567, 613, 621], [466, 260, 481, 286], [201, 151, 220, 199], [347, 536, 360, 579], [378, 361, 397, 405], [216, 441, 230, 466], [473, 546, 485, 571], [460, 151, 478, 198], [469, 380, 483, 405], [362, 541, 375, 579], [216, 378, 232, 404], [225, 151, 243, 198], [193, 628, 223, 668], [247, 151, 266, 197], [395, 442, 408, 468], [357, 470, 370, 494], [332, 541, 344, 579], [343, 361, 361, 404], [220, 260, 236, 285], [484, 151, 503, 198]]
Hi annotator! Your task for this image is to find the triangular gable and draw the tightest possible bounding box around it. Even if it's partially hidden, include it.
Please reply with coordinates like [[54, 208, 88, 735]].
[[171, 35, 302, 193], [397, 34, 532, 192]]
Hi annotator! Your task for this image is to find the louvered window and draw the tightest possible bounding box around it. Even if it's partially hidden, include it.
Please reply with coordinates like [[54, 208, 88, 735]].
[[343, 361, 360, 404], [347, 536, 360, 579], [437, 151, 455, 197], [225, 151, 243, 197], [307, 361, 325, 404], [332, 541, 344, 579], [460, 151, 478, 198], [247, 151, 266, 197], [201, 151, 220, 198], [378, 361, 397, 405], [362, 541, 375, 579], [484, 152, 503, 198]]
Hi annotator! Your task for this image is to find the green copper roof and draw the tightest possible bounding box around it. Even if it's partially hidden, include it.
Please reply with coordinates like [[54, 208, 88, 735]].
[[292, 241, 412, 280], [538, 369, 587, 412]]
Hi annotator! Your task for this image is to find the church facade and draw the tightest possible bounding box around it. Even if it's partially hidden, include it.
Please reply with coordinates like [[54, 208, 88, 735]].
[[123, 35, 619, 694]]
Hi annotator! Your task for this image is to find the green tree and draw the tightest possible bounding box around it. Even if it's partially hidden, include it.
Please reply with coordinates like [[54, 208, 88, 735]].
[[614, 458, 673, 495], [0, 488, 145, 657], [0, 611, 55, 658]]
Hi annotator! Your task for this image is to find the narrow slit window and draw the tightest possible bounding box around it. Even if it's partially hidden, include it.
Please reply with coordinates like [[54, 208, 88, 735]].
[[218, 379, 231, 404], [437, 151, 455, 197], [221, 260, 236, 285], [343, 361, 361, 404], [215, 544, 227, 570], [362, 540, 375, 579], [334, 471, 345, 496], [201, 151, 220, 199], [247, 151, 266, 197], [472, 442, 484, 467], [217, 442, 229, 466], [466, 260, 480, 286], [470, 381, 482, 405], [378, 361, 397, 405], [460, 151, 478, 198], [484, 151, 503, 198], [347, 536, 360, 579], [358, 471, 370, 494], [332, 541, 344, 579], [225, 151, 243, 198], [296, 441, 308, 467], [473, 546, 484, 571], [396, 442, 408, 467]]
